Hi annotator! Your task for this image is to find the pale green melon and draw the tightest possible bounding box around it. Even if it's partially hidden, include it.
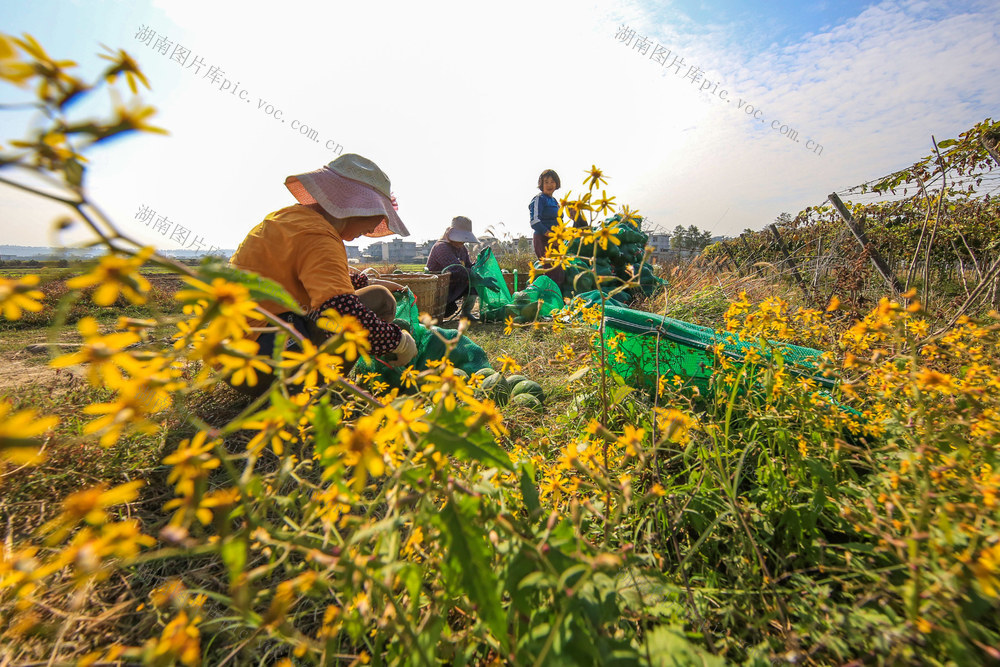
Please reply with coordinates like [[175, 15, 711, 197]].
[[511, 379, 544, 402]]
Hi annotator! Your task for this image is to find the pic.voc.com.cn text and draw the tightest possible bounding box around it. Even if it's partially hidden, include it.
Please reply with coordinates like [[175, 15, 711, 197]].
[[133, 25, 345, 155], [614, 24, 824, 156]]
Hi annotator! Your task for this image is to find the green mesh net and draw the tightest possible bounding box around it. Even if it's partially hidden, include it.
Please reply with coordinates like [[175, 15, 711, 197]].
[[572, 291, 835, 395], [472, 248, 566, 323], [353, 288, 493, 386], [470, 247, 513, 323]]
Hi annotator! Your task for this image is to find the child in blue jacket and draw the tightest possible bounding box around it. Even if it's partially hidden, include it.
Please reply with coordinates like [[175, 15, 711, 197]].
[[529, 169, 564, 285]]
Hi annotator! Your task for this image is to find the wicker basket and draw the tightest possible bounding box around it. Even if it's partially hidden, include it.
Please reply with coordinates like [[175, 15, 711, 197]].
[[365, 270, 451, 319]]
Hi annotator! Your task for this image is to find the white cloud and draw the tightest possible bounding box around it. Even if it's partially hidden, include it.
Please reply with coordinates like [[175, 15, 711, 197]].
[[1, 0, 998, 250]]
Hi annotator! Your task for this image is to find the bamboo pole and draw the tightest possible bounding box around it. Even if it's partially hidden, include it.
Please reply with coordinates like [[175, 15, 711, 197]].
[[921, 136, 950, 309], [950, 239, 970, 297], [813, 237, 823, 288], [828, 192, 904, 295], [767, 224, 811, 299], [905, 175, 934, 292], [980, 136, 1000, 167]]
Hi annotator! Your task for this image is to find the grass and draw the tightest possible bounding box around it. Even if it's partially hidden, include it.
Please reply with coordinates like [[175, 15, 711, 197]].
[[355, 262, 427, 274], [0, 377, 166, 535], [7, 259, 1000, 664], [0, 309, 588, 662]]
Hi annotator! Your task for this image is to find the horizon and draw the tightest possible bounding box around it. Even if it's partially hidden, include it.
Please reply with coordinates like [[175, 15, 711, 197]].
[[1, 1, 997, 252]]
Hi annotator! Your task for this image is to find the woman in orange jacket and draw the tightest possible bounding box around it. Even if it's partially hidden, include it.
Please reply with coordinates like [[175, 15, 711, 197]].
[[229, 154, 417, 395]]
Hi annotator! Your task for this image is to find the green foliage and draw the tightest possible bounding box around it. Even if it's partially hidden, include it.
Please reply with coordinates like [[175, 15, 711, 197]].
[[707, 118, 1000, 315], [670, 225, 713, 253]]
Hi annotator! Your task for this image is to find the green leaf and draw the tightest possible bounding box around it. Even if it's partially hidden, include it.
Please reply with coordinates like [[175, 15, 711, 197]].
[[644, 624, 726, 666], [220, 538, 247, 585], [518, 462, 541, 517], [197, 259, 302, 315], [557, 564, 589, 591], [310, 397, 342, 463], [517, 571, 549, 591], [610, 385, 632, 407], [426, 423, 513, 471], [398, 563, 423, 613], [441, 499, 508, 650], [936, 138, 958, 148]]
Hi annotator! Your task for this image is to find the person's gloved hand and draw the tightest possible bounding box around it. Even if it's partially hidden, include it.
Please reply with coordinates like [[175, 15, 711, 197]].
[[475, 275, 500, 291], [386, 331, 417, 367]]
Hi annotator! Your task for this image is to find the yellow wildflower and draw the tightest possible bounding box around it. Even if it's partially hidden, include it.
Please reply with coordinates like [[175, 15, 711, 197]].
[[217, 338, 271, 387], [49, 316, 143, 386], [174, 276, 259, 340], [66, 247, 153, 306], [163, 431, 222, 496], [146, 610, 201, 666], [496, 353, 521, 374], [39, 480, 143, 544], [0, 274, 44, 319], [583, 164, 608, 190], [337, 415, 386, 491], [0, 402, 58, 464], [316, 310, 371, 362], [593, 221, 621, 251]]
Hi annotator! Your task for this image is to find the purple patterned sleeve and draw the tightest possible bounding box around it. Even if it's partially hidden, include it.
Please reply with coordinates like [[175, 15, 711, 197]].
[[350, 272, 370, 289], [307, 293, 402, 355], [425, 242, 450, 273]]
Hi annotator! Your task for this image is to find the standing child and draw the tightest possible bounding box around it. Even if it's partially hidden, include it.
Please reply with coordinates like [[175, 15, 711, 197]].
[[528, 169, 564, 286]]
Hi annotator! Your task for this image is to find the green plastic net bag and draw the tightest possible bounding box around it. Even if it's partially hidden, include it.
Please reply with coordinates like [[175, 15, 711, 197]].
[[469, 247, 513, 323], [572, 291, 834, 395], [526, 276, 565, 317], [353, 288, 492, 387], [499, 275, 567, 322]]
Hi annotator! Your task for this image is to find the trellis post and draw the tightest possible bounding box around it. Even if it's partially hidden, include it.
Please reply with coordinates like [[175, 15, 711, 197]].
[[828, 193, 904, 296]]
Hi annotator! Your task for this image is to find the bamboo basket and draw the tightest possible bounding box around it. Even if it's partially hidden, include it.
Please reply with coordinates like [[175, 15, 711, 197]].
[[365, 270, 451, 319]]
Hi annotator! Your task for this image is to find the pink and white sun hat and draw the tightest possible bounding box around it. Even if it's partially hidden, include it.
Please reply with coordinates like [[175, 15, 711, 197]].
[[284, 154, 409, 238]]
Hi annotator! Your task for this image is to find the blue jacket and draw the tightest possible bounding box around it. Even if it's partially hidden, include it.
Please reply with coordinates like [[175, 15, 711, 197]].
[[529, 193, 560, 234]]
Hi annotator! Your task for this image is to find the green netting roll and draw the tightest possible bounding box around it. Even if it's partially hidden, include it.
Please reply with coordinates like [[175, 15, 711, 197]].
[[573, 291, 834, 394]]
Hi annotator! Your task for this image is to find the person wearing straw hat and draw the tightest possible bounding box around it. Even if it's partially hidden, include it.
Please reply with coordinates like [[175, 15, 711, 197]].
[[229, 153, 418, 394], [425, 216, 480, 321]]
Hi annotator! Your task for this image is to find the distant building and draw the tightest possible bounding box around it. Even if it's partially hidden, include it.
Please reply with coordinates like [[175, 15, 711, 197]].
[[364, 238, 418, 262], [647, 234, 671, 261], [415, 240, 436, 262], [344, 245, 362, 259]]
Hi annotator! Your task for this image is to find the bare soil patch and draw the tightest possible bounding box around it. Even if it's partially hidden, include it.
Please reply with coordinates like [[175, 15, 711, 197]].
[[0, 355, 86, 398]]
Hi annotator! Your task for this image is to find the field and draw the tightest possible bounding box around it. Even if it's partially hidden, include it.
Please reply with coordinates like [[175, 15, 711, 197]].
[[2, 34, 1000, 666], [4, 236, 1000, 665]]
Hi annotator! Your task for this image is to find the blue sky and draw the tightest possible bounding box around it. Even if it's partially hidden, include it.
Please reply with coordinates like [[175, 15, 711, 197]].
[[667, 0, 877, 47], [2, 0, 999, 251]]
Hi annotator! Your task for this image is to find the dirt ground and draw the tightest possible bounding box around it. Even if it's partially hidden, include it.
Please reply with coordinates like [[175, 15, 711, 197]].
[[0, 346, 87, 398]]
